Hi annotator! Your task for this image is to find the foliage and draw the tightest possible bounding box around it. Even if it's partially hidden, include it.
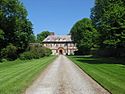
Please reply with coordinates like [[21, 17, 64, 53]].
[[1, 43, 17, 60], [0, 29, 4, 54], [0, 0, 33, 59], [91, 0, 125, 49], [0, 29, 4, 40], [95, 48, 125, 57], [29, 34, 36, 43], [43, 47, 52, 56], [0, 56, 56, 94], [70, 18, 99, 54], [69, 56, 125, 94], [20, 51, 35, 60], [1, 58, 8, 62], [20, 44, 52, 60], [37, 31, 51, 43]]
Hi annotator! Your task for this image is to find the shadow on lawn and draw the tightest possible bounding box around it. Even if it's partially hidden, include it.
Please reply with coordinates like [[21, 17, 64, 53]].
[[73, 56, 125, 65]]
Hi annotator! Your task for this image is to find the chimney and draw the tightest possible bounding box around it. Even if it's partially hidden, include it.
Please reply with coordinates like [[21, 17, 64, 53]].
[[50, 32, 55, 35]]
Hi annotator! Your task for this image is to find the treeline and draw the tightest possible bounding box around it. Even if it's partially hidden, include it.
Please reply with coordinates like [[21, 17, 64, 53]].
[[70, 0, 125, 57], [0, 0, 51, 61], [20, 31, 52, 60]]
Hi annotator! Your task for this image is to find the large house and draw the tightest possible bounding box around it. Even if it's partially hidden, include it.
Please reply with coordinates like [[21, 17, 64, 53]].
[[42, 33, 77, 55]]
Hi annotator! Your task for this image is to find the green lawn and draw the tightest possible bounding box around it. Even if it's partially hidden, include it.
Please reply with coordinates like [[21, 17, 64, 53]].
[[68, 56, 125, 94], [0, 56, 56, 94]]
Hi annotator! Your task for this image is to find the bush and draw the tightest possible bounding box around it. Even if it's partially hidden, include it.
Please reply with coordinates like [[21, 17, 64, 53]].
[[74, 50, 90, 55], [43, 47, 52, 56], [1, 43, 17, 60], [1, 58, 8, 62], [20, 50, 41, 60], [20, 45, 52, 60], [20, 51, 33, 60], [95, 48, 125, 57]]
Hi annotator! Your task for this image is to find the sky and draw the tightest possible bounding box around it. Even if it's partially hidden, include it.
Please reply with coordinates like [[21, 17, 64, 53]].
[[20, 0, 95, 35]]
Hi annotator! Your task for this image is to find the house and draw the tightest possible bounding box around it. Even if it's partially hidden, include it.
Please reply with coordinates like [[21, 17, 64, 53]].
[[42, 33, 77, 55]]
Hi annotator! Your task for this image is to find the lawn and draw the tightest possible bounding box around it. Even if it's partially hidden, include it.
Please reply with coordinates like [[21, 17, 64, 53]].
[[68, 56, 125, 94], [0, 56, 56, 94]]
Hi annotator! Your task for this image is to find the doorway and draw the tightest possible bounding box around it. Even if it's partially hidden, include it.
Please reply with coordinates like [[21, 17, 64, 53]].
[[59, 49, 63, 54]]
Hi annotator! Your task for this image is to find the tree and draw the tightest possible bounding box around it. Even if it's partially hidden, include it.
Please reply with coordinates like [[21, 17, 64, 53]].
[[70, 18, 98, 54], [0, 0, 33, 59], [0, 29, 4, 40], [29, 34, 36, 43], [37, 31, 51, 43], [0, 29, 4, 50], [91, 0, 125, 49]]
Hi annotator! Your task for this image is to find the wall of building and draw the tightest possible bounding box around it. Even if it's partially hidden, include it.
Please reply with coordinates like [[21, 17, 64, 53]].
[[43, 42, 77, 55]]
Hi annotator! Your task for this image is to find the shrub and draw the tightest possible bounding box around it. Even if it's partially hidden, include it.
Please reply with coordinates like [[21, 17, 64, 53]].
[[1, 58, 8, 62], [1, 43, 17, 60], [43, 47, 52, 56], [20, 51, 33, 60], [95, 48, 125, 57], [20, 45, 52, 60]]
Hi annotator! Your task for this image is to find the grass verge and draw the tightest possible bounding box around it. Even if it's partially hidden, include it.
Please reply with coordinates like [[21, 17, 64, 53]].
[[0, 56, 56, 94], [68, 56, 125, 94]]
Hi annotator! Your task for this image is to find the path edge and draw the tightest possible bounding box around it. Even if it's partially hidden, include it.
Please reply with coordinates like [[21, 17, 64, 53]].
[[67, 56, 111, 94], [23, 55, 58, 94]]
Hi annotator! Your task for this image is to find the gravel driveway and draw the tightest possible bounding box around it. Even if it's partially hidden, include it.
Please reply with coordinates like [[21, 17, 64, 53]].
[[25, 55, 110, 94]]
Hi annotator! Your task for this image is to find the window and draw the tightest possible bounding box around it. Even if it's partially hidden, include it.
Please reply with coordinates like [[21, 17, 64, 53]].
[[64, 43, 67, 46]]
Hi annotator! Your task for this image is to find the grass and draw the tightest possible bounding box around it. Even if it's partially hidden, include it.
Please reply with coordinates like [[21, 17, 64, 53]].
[[0, 56, 56, 94], [68, 56, 125, 94]]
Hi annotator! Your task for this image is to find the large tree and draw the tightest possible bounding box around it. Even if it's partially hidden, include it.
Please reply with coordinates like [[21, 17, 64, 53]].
[[91, 0, 125, 49], [37, 31, 51, 43], [70, 18, 98, 54], [0, 0, 33, 59], [29, 34, 36, 43]]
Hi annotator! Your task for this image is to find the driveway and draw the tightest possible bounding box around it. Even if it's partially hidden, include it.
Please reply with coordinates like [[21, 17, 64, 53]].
[[25, 55, 110, 94]]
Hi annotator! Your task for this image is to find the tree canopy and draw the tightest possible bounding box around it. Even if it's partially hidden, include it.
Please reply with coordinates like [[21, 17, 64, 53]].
[[0, 0, 33, 60], [91, 0, 125, 49], [37, 31, 51, 43], [70, 18, 98, 54]]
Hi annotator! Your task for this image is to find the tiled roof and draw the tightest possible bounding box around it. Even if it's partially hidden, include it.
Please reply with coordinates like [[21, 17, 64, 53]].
[[43, 35, 72, 42]]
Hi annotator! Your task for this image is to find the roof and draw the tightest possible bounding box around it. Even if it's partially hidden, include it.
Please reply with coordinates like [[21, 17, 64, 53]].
[[43, 35, 73, 43]]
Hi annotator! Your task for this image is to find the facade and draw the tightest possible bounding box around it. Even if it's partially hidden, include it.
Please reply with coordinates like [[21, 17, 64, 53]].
[[42, 34, 77, 55]]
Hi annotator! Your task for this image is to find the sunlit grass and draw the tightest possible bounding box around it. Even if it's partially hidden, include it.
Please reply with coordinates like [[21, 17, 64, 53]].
[[0, 56, 56, 94], [68, 56, 125, 94]]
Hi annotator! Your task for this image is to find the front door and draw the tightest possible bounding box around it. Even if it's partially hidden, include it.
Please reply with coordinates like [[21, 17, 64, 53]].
[[59, 49, 63, 54], [58, 47, 64, 55]]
